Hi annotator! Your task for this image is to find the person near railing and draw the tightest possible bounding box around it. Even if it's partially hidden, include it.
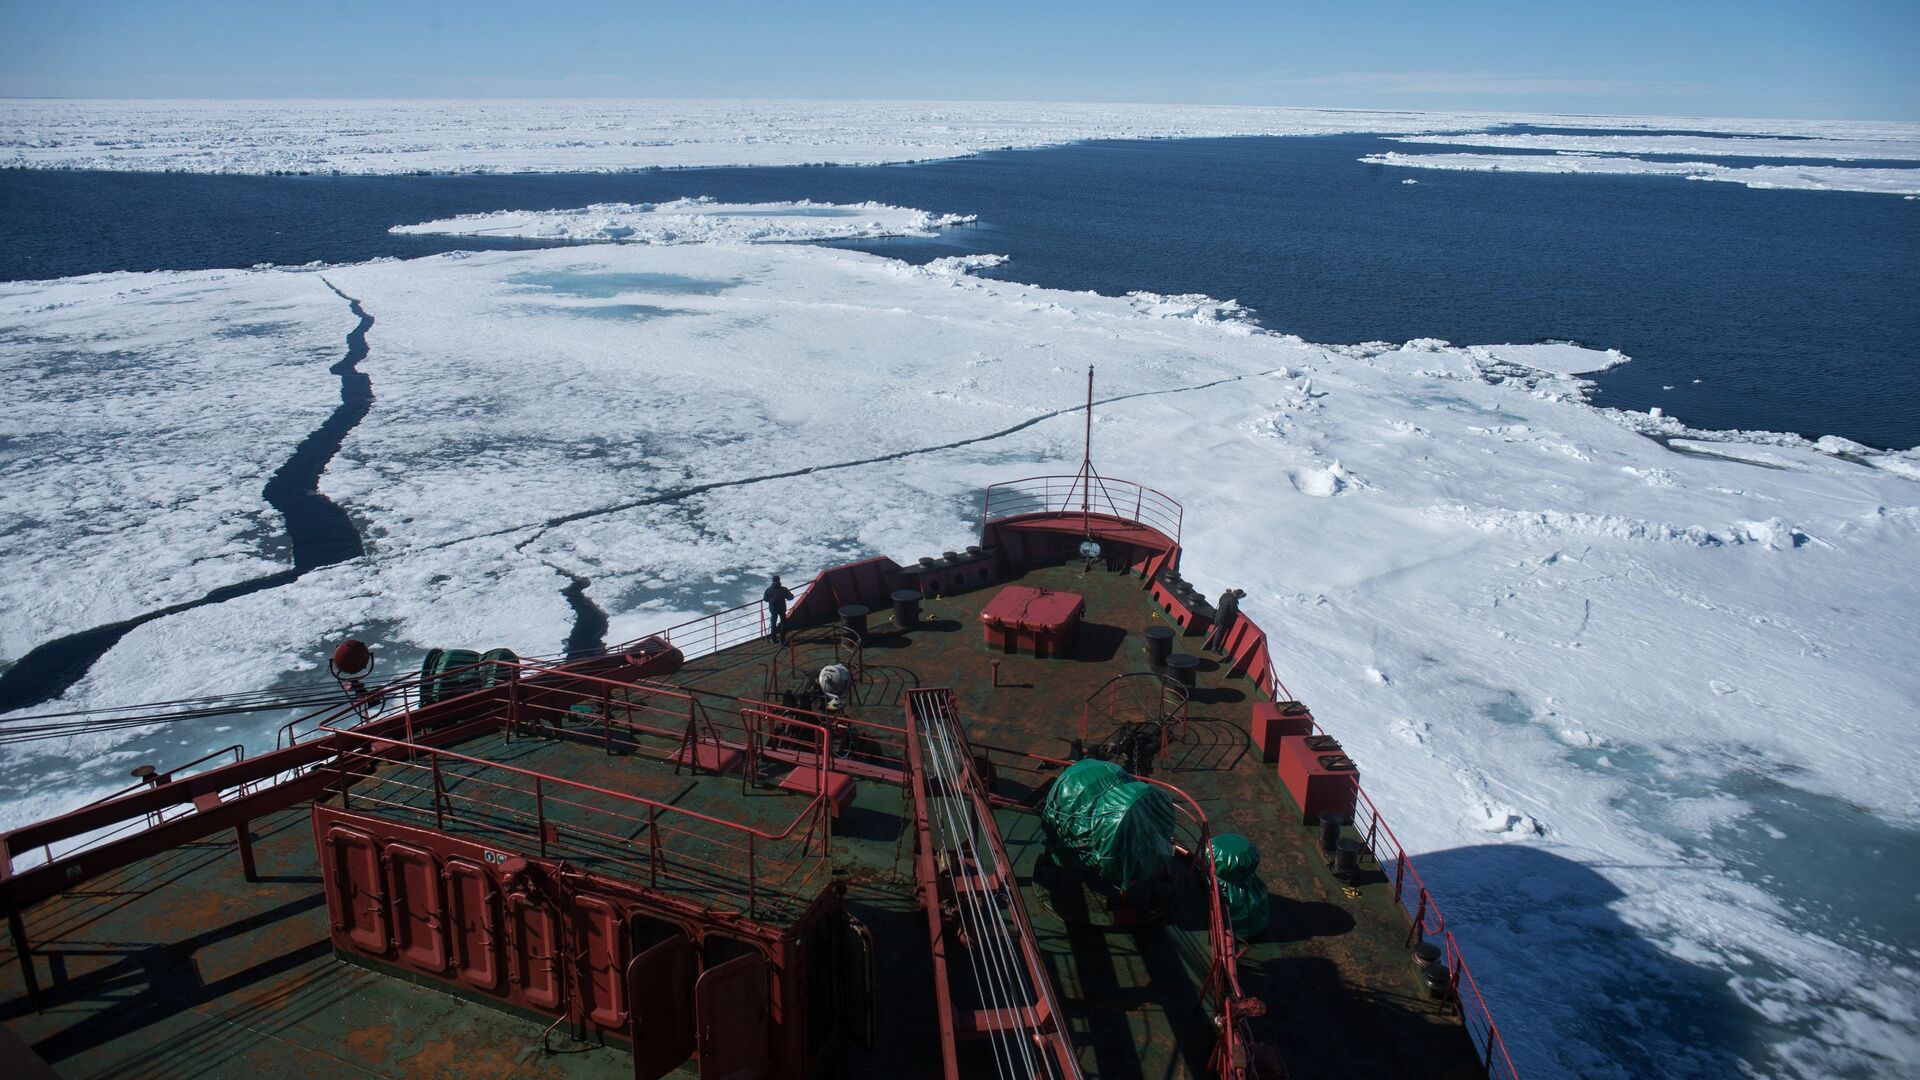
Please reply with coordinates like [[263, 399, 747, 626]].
[[1203, 588, 1245, 653], [764, 574, 795, 642]]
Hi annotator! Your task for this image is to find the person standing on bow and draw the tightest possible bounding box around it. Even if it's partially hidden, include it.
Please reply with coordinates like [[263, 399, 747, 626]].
[[764, 575, 795, 642], [1204, 587, 1246, 653]]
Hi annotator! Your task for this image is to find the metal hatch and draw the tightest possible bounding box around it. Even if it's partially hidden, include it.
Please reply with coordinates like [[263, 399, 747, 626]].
[[836, 913, 875, 1052], [576, 894, 628, 1029], [385, 842, 447, 973], [627, 929, 696, 1080], [324, 825, 387, 955], [509, 894, 563, 1011], [445, 858, 502, 991], [695, 950, 770, 1080]]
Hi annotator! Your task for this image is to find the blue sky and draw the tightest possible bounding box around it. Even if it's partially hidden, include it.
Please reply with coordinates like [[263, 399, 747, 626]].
[[2, 1, 1915, 120]]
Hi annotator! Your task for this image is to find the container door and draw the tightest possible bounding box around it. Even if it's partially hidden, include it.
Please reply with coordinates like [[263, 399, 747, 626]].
[[628, 931, 695, 1080], [695, 951, 769, 1080], [386, 842, 447, 973], [835, 914, 875, 1051], [326, 826, 387, 954], [576, 895, 628, 1029], [510, 895, 563, 1011], [446, 858, 501, 991]]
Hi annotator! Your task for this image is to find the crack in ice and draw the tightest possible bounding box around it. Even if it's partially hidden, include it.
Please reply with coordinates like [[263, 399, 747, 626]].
[[0, 279, 376, 713]]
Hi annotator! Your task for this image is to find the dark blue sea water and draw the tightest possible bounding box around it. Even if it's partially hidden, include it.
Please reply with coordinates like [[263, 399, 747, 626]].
[[3, 133, 1916, 447]]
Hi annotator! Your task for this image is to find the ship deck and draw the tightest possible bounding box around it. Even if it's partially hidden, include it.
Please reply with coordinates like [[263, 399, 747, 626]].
[[2, 561, 1484, 1079]]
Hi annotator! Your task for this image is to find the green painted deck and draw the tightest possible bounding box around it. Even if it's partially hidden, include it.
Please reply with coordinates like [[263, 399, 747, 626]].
[[1, 560, 1485, 1078]]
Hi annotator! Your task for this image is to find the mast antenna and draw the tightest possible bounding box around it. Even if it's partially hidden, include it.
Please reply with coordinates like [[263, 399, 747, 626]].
[[1079, 365, 1096, 538]]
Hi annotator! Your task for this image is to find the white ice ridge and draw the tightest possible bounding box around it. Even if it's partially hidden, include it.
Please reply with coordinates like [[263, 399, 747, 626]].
[[392, 197, 974, 244], [6, 97, 1920, 175], [1362, 150, 1920, 196], [3, 243, 1919, 1077], [1390, 131, 1920, 162]]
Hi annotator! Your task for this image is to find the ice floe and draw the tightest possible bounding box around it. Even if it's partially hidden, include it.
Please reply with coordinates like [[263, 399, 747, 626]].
[[1362, 150, 1920, 196], [393, 197, 974, 244], [1390, 131, 1920, 162], [2, 231, 1918, 1078]]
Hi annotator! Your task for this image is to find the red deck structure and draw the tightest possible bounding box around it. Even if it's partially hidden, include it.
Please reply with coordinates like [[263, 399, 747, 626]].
[[0, 465, 1519, 1080], [980, 584, 1086, 657]]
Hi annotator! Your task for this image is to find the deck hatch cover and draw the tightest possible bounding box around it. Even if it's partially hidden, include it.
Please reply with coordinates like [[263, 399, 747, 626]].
[[628, 930, 696, 1080], [696, 951, 770, 1080]]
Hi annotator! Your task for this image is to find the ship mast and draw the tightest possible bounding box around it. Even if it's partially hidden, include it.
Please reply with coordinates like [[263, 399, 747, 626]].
[[1079, 365, 1096, 538]]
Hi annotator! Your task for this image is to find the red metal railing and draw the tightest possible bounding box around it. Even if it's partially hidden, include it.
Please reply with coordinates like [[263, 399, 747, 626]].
[[7, 745, 258, 873], [1139, 776, 1260, 1078], [981, 474, 1183, 545], [641, 596, 770, 662], [321, 718, 833, 922], [1342, 785, 1517, 1079], [1230, 627, 1518, 1079]]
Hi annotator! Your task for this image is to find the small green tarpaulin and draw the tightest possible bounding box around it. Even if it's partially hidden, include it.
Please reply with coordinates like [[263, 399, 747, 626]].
[[1043, 758, 1176, 888], [1208, 832, 1270, 936]]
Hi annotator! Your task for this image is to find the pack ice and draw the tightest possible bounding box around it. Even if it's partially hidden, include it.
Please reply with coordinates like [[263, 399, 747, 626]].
[[2, 203, 1917, 1080]]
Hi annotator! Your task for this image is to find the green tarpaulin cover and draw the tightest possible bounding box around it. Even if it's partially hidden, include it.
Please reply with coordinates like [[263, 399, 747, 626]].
[[1208, 832, 1270, 936], [1042, 758, 1175, 888]]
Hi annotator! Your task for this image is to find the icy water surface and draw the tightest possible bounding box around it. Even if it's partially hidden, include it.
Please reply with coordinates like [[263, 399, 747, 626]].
[[4, 133, 1917, 446]]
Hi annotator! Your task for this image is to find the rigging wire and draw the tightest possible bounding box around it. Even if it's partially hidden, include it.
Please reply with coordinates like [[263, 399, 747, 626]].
[[917, 691, 1070, 1080]]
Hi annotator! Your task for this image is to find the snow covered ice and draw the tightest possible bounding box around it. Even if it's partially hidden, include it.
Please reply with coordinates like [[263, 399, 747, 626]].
[[0, 98, 1528, 174], [1362, 150, 1920, 196], [393, 197, 975, 244], [4, 195, 1920, 1077], [6, 97, 1918, 176]]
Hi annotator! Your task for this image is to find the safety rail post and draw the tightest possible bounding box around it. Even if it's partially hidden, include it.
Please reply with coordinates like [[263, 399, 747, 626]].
[[747, 832, 758, 920], [535, 776, 548, 858], [430, 756, 447, 830], [647, 806, 660, 887]]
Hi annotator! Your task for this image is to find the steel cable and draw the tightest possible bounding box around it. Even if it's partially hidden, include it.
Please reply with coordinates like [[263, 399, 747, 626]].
[[919, 695, 1065, 1080]]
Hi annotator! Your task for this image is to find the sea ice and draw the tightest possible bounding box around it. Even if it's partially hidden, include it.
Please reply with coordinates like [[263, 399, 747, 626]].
[[1362, 151, 1920, 196], [1390, 131, 1920, 162], [0, 98, 1527, 175], [8, 98, 1917, 177], [3, 218, 1917, 1079], [393, 197, 975, 244]]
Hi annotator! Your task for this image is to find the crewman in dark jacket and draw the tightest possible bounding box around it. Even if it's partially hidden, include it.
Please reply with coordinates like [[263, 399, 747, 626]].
[[764, 575, 795, 642], [1204, 588, 1245, 653]]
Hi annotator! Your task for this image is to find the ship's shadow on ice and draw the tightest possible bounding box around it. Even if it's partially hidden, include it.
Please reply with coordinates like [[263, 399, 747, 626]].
[[1409, 844, 1755, 1080]]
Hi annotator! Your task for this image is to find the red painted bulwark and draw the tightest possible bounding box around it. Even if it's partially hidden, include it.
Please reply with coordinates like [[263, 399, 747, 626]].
[[446, 858, 502, 991]]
